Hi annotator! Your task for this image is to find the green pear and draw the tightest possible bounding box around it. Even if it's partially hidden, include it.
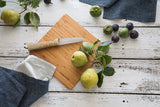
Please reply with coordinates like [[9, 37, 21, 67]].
[[1, 9, 20, 25], [80, 68, 98, 89], [71, 51, 88, 67]]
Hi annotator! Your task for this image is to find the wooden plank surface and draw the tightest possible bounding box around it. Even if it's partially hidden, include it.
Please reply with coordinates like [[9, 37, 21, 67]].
[[30, 93, 160, 107], [0, 0, 160, 26], [0, 26, 160, 59], [0, 0, 160, 106], [1, 57, 160, 94]]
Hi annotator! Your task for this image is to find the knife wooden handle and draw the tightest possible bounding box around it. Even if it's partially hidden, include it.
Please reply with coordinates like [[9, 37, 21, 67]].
[[27, 38, 60, 51]]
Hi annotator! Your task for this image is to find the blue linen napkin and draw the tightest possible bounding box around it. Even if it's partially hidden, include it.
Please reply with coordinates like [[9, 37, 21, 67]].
[[79, 0, 157, 22], [79, 0, 118, 7], [0, 66, 49, 107]]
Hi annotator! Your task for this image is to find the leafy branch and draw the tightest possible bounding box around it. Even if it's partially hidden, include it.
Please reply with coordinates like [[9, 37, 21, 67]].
[[79, 40, 115, 88], [0, 0, 6, 7], [0, 0, 42, 29]]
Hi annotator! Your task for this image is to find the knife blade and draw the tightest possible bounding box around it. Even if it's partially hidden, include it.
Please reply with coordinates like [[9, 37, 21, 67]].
[[25, 37, 84, 51]]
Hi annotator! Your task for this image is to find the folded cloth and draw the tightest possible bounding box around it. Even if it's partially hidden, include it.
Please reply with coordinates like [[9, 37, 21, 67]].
[[79, 0, 118, 7], [103, 0, 157, 22], [15, 55, 56, 81], [79, 0, 157, 22], [0, 66, 49, 107]]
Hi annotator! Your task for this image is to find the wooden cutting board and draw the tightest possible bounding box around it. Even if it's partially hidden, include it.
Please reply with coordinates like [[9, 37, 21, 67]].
[[30, 14, 98, 89]]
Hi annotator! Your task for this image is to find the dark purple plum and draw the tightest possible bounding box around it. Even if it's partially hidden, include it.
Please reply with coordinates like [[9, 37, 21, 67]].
[[44, 0, 52, 4], [112, 24, 119, 31], [126, 22, 134, 31], [111, 35, 120, 43], [130, 30, 139, 39]]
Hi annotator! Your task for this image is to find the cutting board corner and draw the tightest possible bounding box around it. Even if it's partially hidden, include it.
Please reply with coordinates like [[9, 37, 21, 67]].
[[31, 14, 98, 89]]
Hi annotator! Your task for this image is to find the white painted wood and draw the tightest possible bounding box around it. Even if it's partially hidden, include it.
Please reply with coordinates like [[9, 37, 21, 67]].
[[0, 58, 25, 69], [1, 0, 160, 106], [1, 58, 160, 94], [0, 0, 160, 26], [0, 26, 49, 57], [30, 93, 160, 107], [0, 26, 160, 59], [60, 59, 160, 94]]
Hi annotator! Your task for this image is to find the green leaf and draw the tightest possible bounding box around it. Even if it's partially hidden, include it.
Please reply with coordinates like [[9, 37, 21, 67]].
[[103, 67, 115, 76], [104, 55, 112, 65], [97, 41, 112, 49], [102, 45, 110, 53], [97, 71, 104, 88], [29, 12, 40, 29], [102, 56, 106, 68], [28, 0, 42, 8], [24, 12, 31, 25], [84, 51, 91, 56], [0, 0, 6, 7], [96, 51, 105, 61], [83, 42, 93, 55], [79, 47, 83, 51], [13, 19, 20, 28], [97, 41, 112, 54], [92, 39, 100, 51], [18, 0, 24, 2], [18, 0, 42, 8], [101, 55, 112, 68]]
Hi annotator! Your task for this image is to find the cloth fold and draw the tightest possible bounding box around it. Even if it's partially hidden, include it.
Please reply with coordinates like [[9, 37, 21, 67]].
[[80, 0, 157, 22], [79, 0, 118, 7], [103, 0, 157, 22], [15, 55, 56, 81], [0, 55, 56, 107], [0, 66, 49, 107]]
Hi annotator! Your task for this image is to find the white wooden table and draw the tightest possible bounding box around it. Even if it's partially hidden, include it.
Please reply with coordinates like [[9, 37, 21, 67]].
[[1, 0, 160, 107]]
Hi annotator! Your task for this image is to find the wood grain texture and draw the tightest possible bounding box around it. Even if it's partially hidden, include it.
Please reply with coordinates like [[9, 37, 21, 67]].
[[0, 26, 160, 59], [30, 14, 98, 89], [0, 0, 160, 106], [30, 93, 160, 107], [1, 58, 160, 94], [49, 60, 160, 94], [0, 0, 160, 26]]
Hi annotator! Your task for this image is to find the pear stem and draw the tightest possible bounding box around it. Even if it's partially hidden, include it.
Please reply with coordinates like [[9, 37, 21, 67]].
[[19, 3, 27, 14], [19, 9, 27, 14], [20, 3, 33, 12], [19, 3, 33, 14]]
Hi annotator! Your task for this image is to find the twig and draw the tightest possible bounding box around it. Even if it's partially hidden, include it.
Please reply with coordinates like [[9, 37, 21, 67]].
[[19, 8, 27, 14]]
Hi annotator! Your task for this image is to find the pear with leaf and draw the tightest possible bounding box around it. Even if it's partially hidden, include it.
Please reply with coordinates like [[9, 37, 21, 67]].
[[1, 9, 20, 25], [0, 0, 41, 28], [72, 40, 115, 89]]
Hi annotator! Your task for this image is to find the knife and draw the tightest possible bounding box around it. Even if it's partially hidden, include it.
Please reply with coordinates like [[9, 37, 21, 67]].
[[25, 37, 84, 51]]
